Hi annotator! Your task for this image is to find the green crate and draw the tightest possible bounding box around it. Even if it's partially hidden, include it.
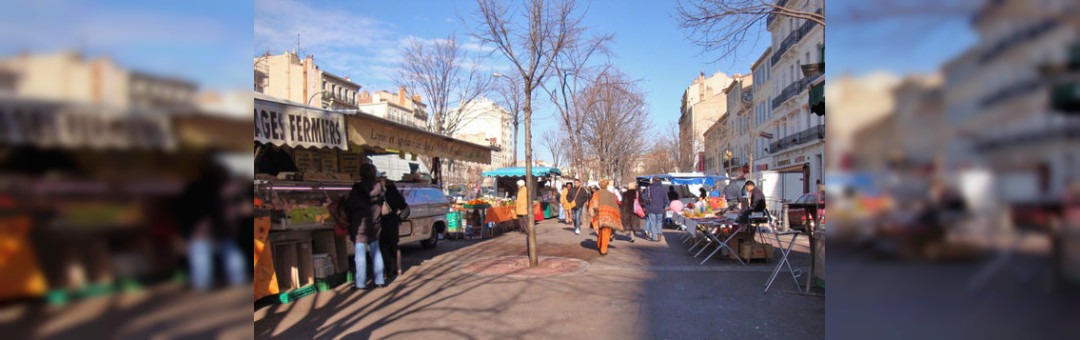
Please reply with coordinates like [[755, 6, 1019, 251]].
[[315, 270, 353, 292], [447, 211, 462, 232], [277, 284, 317, 304]]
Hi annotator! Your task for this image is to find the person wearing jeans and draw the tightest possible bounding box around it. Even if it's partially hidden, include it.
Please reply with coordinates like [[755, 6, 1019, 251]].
[[569, 179, 589, 235], [355, 240, 385, 288], [641, 177, 669, 242], [347, 163, 386, 289]]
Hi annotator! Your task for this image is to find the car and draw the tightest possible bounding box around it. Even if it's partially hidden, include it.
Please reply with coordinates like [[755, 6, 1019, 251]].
[[398, 183, 452, 248], [786, 192, 825, 231]]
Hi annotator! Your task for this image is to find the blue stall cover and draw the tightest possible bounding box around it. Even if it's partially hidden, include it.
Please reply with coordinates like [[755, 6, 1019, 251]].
[[482, 166, 562, 178], [636, 174, 729, 186]]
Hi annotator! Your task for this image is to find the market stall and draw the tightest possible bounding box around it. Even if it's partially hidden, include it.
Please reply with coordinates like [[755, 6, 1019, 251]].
[[254, 94, 495, 302], [478, 167, 561, 225], [0, 96, 226, 302]]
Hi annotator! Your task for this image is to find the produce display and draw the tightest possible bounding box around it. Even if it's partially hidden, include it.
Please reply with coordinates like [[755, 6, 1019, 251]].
[[460, 197, 512, 208], [682, 199, 728, 219], [56, 202, 142, 228], [288, 205, 331, 224]]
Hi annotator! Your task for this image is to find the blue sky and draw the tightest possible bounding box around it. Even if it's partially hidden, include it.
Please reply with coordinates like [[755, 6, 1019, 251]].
[[254, 0, 774, 162], [0, 0, 251, 92], [251, 0, 978, 162]]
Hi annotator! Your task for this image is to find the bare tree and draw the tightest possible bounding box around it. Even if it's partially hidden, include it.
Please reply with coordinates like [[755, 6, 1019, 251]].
[[398, 33, 492, 136], [541, 33, 612, 179], [639, 123, 680, 176], [675, 0, 825, 62], [469, 0, 589, 267], [540, 127, 568, 168], [493, 73, 524, 165], [577, 69, 650, 186]]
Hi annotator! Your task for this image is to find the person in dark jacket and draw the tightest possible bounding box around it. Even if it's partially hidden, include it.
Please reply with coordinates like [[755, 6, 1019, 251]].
[[569, 179, 590, 235], [347, 163, 385, 289], [737, 181, 767, 224], [620, 182, 641, 242], [379, 172, 407, 282], [642, 177, 669, 242], [178, 158, 245, 291]]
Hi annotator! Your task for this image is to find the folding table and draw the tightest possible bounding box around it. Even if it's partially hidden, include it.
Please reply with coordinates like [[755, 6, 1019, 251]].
[[697, 223, 747, 265], [762, 225, 804, 294]]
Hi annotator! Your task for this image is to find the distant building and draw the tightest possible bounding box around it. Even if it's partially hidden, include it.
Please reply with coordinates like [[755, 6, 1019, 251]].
[[0, 50, 196, 111], [679, 71, 734, 172], [765, 0, 825, 193], [722, 74, 754, 177], [943, 0, 1080, 201], [751, 48, 775, 174], [451, 97, 513, 168], [356, 87, 429, 130], [254, 50, 361, 111]]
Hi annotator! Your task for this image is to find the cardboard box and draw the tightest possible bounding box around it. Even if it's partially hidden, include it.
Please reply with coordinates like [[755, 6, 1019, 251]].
[[737, 242, 774, 261]]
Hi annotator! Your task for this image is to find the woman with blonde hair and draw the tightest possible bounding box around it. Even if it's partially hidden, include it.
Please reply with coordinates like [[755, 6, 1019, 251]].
[[590, 179, 623, 255]]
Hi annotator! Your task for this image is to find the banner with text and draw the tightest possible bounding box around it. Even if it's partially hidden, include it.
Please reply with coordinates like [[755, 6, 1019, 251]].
[[254, 98, 347, 150], [346, 115, 491, 164]]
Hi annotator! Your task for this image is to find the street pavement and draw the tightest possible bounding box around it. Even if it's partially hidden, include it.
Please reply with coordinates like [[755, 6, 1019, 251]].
[[254, 218, 825, 339]]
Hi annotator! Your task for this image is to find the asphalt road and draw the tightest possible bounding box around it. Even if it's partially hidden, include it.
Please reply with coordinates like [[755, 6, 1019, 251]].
[[254, 218, 825, 339]]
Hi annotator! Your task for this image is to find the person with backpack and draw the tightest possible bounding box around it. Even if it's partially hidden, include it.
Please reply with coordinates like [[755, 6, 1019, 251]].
[[346, 163, 386, 290], [642, 176, 669, 242], [379, 172, 408, 283]]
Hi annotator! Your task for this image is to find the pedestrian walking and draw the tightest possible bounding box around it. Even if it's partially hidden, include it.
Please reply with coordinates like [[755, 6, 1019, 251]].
[[515, 179, 529, 234], [620, 182, 643, 243], [347, 163, 386, 289], [569, 179, 589, 235], [560, 183, 572, 224], [642, 176, 669, 242], [379, 172, 408, 283], [590, 179, 623, 255], [557, 183, 567, 222]]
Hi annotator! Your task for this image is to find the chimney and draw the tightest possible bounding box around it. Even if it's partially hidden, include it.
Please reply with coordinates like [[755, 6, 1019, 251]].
[[412, 94, 421, 103], [398, 86, 406, 105]]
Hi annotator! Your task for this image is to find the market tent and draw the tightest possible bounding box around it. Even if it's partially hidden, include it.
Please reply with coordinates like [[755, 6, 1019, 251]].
[[482, 167, 562, 177], [636, 173, 729, 186]]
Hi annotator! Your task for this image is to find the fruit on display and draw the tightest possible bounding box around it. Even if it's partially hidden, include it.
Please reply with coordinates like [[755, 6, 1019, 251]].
[[289, 205, 330, 224]]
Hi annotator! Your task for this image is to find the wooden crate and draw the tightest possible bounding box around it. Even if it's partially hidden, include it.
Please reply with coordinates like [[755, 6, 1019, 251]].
[[738, 242, 774, 261], [271, 238, 314, 292]]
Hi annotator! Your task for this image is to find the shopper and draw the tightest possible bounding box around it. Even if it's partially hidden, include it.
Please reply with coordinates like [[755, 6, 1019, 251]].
[[569, 179, 589, 235], [515, 179, 529, 234], [642, 176, 668, 242], [347, 163, 386, 289], [379, 172, 407, 283], [560, 183, 572, 224], [620, 182, 642, 243], [590, 179, 623, 255]]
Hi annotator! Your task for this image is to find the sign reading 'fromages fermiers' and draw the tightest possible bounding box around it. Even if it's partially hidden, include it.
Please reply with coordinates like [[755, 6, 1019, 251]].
[[254, 97, 347, 150]]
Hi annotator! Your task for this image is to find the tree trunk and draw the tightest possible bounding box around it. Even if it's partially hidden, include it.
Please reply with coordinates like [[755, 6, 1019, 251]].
[[523, 86, 538, 267], [513, 123, 519, 166]]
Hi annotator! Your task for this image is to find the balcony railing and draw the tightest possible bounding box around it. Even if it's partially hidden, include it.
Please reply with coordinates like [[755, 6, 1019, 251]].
[[978, 77, 1041, 109], [979, 20, 1057, 65], [772, 76, 813, 110], [771, 9, 823, 66], [765, 0, 790, 26], [769, 124, 824, 154]]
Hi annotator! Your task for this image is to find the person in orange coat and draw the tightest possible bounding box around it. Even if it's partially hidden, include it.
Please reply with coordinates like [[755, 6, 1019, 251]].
[[590, 179, 623, 255]]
